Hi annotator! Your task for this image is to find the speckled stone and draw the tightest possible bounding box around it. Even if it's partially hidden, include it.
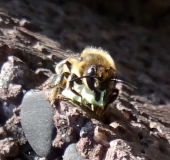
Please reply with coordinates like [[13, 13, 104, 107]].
[[21, 90, 57, 158]]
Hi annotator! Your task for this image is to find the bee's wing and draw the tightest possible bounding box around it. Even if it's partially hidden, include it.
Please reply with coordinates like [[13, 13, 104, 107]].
[[44, 51, 80, 88]]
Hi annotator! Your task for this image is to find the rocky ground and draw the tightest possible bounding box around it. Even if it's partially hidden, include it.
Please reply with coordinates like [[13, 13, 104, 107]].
[[0, 0, 170, 160]]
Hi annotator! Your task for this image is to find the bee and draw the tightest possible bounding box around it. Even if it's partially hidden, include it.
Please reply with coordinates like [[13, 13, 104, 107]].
[[49, 47, 136, 116]]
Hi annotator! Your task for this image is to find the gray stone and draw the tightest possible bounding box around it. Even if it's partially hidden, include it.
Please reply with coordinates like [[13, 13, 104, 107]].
[[63, 143, 88, 160], [21, 90, 56, 158]]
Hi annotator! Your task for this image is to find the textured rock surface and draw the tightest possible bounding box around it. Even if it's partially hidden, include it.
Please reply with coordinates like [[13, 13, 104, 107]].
[[21, 90, 56, 158], [0, 0, 170, 160], [0, 137, 19, 157], [51, 92, 170, 160]]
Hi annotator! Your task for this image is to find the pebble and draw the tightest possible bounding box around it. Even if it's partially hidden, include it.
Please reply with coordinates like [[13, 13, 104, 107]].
[[63, 143, 88, 160], [21, 90, 57, 159]]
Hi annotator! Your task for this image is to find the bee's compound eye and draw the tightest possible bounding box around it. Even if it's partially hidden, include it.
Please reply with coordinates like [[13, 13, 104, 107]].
[[87, 65, 96, 75], [86, 65, 96, 91]]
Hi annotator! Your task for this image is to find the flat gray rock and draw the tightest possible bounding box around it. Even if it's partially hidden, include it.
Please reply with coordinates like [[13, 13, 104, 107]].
[[21, 90, 56, 158], [63, 143, 88, 160]]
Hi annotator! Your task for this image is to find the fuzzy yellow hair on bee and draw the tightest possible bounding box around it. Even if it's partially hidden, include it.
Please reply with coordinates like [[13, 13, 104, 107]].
[[81, 46, 116, 70], [49, 46, 136, 116]]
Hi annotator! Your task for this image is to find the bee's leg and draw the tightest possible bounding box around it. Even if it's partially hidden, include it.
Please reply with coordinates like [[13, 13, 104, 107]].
[[108, 88, 119, 104], [91, 104, 94, 111], [50, 58, 77, 105], [97, 108, 104, 117], [95, 106, 104, 117], [96, 89, 119, 117], [49, 73, 67, 105], [68, 77, 83, 102], [49, 86, 59, 105]]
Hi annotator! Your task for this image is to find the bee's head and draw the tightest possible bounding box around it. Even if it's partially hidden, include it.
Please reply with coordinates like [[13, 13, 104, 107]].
[[85, 65, 116, 92], [70, 65, 137, 92]]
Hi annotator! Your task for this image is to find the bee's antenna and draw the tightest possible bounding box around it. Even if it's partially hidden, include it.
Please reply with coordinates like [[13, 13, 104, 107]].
[[111, 78, 137, 89], [70, 76, 99, 82]]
